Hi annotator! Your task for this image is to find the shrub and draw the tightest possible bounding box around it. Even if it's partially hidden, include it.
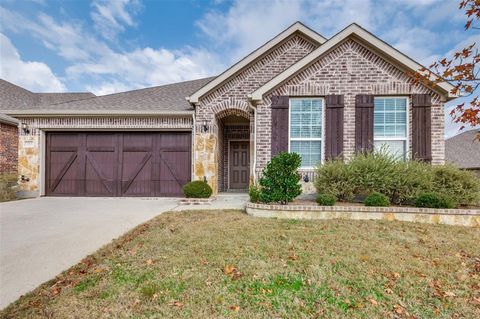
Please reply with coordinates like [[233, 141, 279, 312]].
[[348, 150, 399, 198], [390, 160, 433, 205], [431, 164, 480, 206], [182, 181, 212, 198], [364, 192, 390, 207], [316, 193, 336, 206], [249, 185, 261, 203], [0, 173, 17, 202], [315, 159, 355, 201], [259, 152, 302, 204], [415, 192, 456, 209]]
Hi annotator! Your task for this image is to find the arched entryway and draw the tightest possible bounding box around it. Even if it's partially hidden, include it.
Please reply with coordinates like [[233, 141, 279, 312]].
[[215, 108, 252, 192]]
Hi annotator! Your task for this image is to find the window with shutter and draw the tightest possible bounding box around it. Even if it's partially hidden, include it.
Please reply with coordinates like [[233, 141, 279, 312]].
[[373, 97, 408, 160], [289, 98, 323, 168]]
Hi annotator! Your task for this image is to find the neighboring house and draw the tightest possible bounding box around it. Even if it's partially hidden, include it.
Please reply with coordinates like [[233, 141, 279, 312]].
[[446, 130, 480, 176], [0, 22, 455, 198], [0, 113, 19, 174]]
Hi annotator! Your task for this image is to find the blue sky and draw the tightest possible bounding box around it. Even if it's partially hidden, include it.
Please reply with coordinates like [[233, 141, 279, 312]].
[[0, 0, 478, 137]]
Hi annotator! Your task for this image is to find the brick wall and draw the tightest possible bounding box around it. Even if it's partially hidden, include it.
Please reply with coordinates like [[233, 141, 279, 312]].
[[0, 122, 19, 174], [259, 39, 445, 171]]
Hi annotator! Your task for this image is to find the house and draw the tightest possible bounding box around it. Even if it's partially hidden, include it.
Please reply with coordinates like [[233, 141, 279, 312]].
[[446, 130, 480, 176], [0, 22, 455, 198]]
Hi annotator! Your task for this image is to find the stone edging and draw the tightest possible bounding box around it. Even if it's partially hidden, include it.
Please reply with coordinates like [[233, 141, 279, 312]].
[[179, 197, 216, 205], [246, 202, 480, 227]]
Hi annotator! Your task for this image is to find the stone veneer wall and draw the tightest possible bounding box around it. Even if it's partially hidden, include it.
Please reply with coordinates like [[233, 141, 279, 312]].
[[246, 202, 480, 228], [0, 122, 18, 174], [194, 34, 319, 193], [17, 116, 193, 197]]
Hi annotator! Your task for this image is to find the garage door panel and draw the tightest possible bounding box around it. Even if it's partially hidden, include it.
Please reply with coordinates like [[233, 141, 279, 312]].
[[46, 132, 191, 197]]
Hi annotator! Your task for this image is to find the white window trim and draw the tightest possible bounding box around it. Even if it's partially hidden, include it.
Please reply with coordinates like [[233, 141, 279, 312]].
[[288, 97, 325, 169], [373, 96, 409, 160]]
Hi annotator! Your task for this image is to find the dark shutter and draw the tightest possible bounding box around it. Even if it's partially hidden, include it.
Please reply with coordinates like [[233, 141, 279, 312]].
[[325, 95, 344, 160], [412, 94, 432, 162], [270, 95, 289, 157], [355, 95, 375, 153]]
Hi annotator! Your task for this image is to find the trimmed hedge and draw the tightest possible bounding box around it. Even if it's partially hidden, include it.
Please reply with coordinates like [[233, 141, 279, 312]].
[[182, 181, 212, 198], [364, 192, 390, 207], [315, 150, 480, 207], [415, 192, 456, 209], [316, 193, 336, 206]]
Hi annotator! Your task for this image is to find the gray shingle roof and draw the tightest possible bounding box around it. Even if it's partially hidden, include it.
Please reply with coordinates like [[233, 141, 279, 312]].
[[0, 79, 95, 111], [445, 129, 480, 169], [3, 77, 216, 114], [0, 113, 19, 125]]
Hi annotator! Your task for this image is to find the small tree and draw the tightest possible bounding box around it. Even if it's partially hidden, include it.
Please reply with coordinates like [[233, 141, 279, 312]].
[[259, 152, 302, 204]]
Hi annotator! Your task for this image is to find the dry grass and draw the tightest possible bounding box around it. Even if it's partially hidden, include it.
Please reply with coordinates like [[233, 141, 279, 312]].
[[1, 210, 479, 319]]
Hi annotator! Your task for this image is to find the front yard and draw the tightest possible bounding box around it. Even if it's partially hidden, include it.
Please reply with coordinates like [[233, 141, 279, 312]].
[[1, 210, 479, 318]]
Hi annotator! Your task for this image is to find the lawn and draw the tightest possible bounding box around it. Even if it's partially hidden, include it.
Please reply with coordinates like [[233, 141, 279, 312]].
[[1, 210, 479, 318]]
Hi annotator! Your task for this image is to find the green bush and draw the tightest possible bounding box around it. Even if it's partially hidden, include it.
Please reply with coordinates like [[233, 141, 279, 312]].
[[316, 193, 336, 206], [0, 173, 17, 202], [431, 164, 480, 206], [249, 185, 261, 203], [348, 150, 399, 198], [364, 192, 390, 207], [259, 152, 302, 204], [415, 192, 456, 209], [315, 159, 355, 201], [182, 181, 212, 198], [315, 149, 480, 207], [390, 160, 433, 205]]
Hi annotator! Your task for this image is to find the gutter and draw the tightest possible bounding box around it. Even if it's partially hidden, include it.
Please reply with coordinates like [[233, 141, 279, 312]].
[[4, 110, 195, 117]]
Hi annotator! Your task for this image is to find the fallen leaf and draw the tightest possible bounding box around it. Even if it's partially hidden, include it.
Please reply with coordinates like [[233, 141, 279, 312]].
[[369, 298, 378, 305], [444, 291, 456, 297], [152, 293, 158, 301], [385, 288, 393, 294], [146, 259, 154, 265], [393, 304, 404, 315], [359, 255, 369, 262], [223, 265, 236, 275], [230, 305, 240, 311], [170, 300, 183, 308], [288, 253, 299, 261]]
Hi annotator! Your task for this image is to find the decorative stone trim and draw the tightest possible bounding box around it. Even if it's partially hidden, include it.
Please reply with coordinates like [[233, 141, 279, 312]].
[[20, 116, 193, 136], [179, 197, 216, 205], [246, 202, 480, 227], [213, 100, 251, 119]]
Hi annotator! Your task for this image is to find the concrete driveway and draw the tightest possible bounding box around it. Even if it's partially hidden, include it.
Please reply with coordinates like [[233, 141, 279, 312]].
[[0, 197, 179, 309]]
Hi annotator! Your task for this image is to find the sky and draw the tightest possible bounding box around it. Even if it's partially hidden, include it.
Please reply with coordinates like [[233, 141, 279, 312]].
[[0, 0, 478, 138]]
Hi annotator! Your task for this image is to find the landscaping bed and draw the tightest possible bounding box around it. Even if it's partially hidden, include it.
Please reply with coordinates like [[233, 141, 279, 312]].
[[1, 210, 479, 318]]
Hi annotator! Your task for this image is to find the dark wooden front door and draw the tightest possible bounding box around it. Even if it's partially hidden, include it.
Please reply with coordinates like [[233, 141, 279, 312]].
[[229, 141, 249, 189], [46, 132, 191, 197]]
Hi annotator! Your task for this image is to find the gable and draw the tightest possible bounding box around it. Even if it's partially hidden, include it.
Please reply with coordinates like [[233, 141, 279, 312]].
[[250, 23, 456, 101], [188, 22, 326, 104], [266, 38, 443, 103]]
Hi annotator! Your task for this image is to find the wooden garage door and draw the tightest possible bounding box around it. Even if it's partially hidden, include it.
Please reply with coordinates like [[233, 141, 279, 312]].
[[45, 132, 191, 197]]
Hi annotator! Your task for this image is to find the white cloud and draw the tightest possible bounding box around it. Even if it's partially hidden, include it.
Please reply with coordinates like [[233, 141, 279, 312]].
[[90, 0, 142, 41], [0, 33, 65, 92]]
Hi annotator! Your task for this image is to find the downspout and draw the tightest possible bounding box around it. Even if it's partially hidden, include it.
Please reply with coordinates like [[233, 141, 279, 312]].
[[191, 111, 196, 182], [248, 98, 257, 184]]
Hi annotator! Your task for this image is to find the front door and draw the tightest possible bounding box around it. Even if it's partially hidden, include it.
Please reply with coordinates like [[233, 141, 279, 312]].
[[229, 141, 249, 189]]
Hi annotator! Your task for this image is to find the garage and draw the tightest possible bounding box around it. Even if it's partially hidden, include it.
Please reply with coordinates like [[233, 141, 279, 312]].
[[45, 132, 191, 197]]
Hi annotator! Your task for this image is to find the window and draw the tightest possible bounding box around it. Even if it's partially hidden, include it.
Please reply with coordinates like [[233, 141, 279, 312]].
[[289, 98, 323, 168], [374, 97, 408, 160]]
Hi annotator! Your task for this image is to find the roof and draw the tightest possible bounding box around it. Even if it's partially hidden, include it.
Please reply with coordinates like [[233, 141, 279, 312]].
[[250, 23, 457, 101], [3, 77, 215, 116], [0, 79, 95, 111], [0, 113, 19, 126], [187, 21, 326, 104], [445, 129, 480, 169]]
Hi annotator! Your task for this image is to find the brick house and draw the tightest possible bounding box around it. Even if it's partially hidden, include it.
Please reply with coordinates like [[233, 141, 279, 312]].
[[0, 113, 19, 174], [0, 22, 455, 197]]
